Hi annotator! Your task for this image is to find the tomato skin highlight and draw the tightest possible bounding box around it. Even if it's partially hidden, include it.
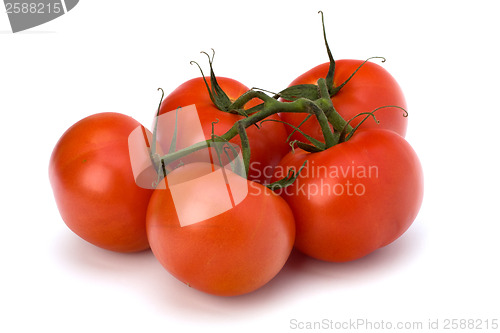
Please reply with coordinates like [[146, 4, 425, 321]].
[[280, 60, 407, 142], [49, 112, 153, 252], [157, 77, 290, 184], [273, 129, 423, 262], [146, 163, 295, 296]]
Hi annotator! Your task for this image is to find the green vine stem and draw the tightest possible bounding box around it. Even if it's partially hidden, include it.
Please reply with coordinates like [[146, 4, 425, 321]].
[[158, 88, 343, 168], [150, 88, 165, 175], [154, 12, 406, 183], [315, 78, 353, 140], [237, 122, 251, 177]]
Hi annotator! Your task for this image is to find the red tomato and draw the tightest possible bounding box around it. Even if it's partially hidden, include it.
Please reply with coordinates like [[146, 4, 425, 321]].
[[146, 162, 295, 296], [272, 129, 423, 262], [156, 77, 290, 184], [49, 113, 153, 252], [280, 60, 407, 143]]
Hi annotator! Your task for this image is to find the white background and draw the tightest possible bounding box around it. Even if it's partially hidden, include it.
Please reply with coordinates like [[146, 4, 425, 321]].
[[1, 1, 499, 332]]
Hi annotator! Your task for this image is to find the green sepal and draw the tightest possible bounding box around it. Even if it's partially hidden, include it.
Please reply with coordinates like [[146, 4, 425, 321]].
[[278, 84, 320, 101], [319, 11, 336, 95], [206, 55, 232, 111], [191, 50, 232, 112], [294, 141, 324, 153], [168, 107, 181, 154]]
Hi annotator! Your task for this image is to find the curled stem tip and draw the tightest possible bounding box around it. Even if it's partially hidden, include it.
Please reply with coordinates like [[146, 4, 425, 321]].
[[151, 87, 166, 172], [156, 88, 165, 112], [200, 49, 215, 68], [190, 60, 206, 76], [343, 105, 408, 141], [153, 87, 165, 129], [211, 118, 220, 141], [331, 56, 387, 96]]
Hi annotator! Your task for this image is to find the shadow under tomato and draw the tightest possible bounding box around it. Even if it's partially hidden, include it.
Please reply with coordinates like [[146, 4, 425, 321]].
[[52, 218, 426, 321], [53, 228, 153, 273], [143, 221, 425, 320], [279, 220, 427, 286]]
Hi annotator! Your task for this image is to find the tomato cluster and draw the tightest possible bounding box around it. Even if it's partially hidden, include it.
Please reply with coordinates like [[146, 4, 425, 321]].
[[49, 15, 423, 297]]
